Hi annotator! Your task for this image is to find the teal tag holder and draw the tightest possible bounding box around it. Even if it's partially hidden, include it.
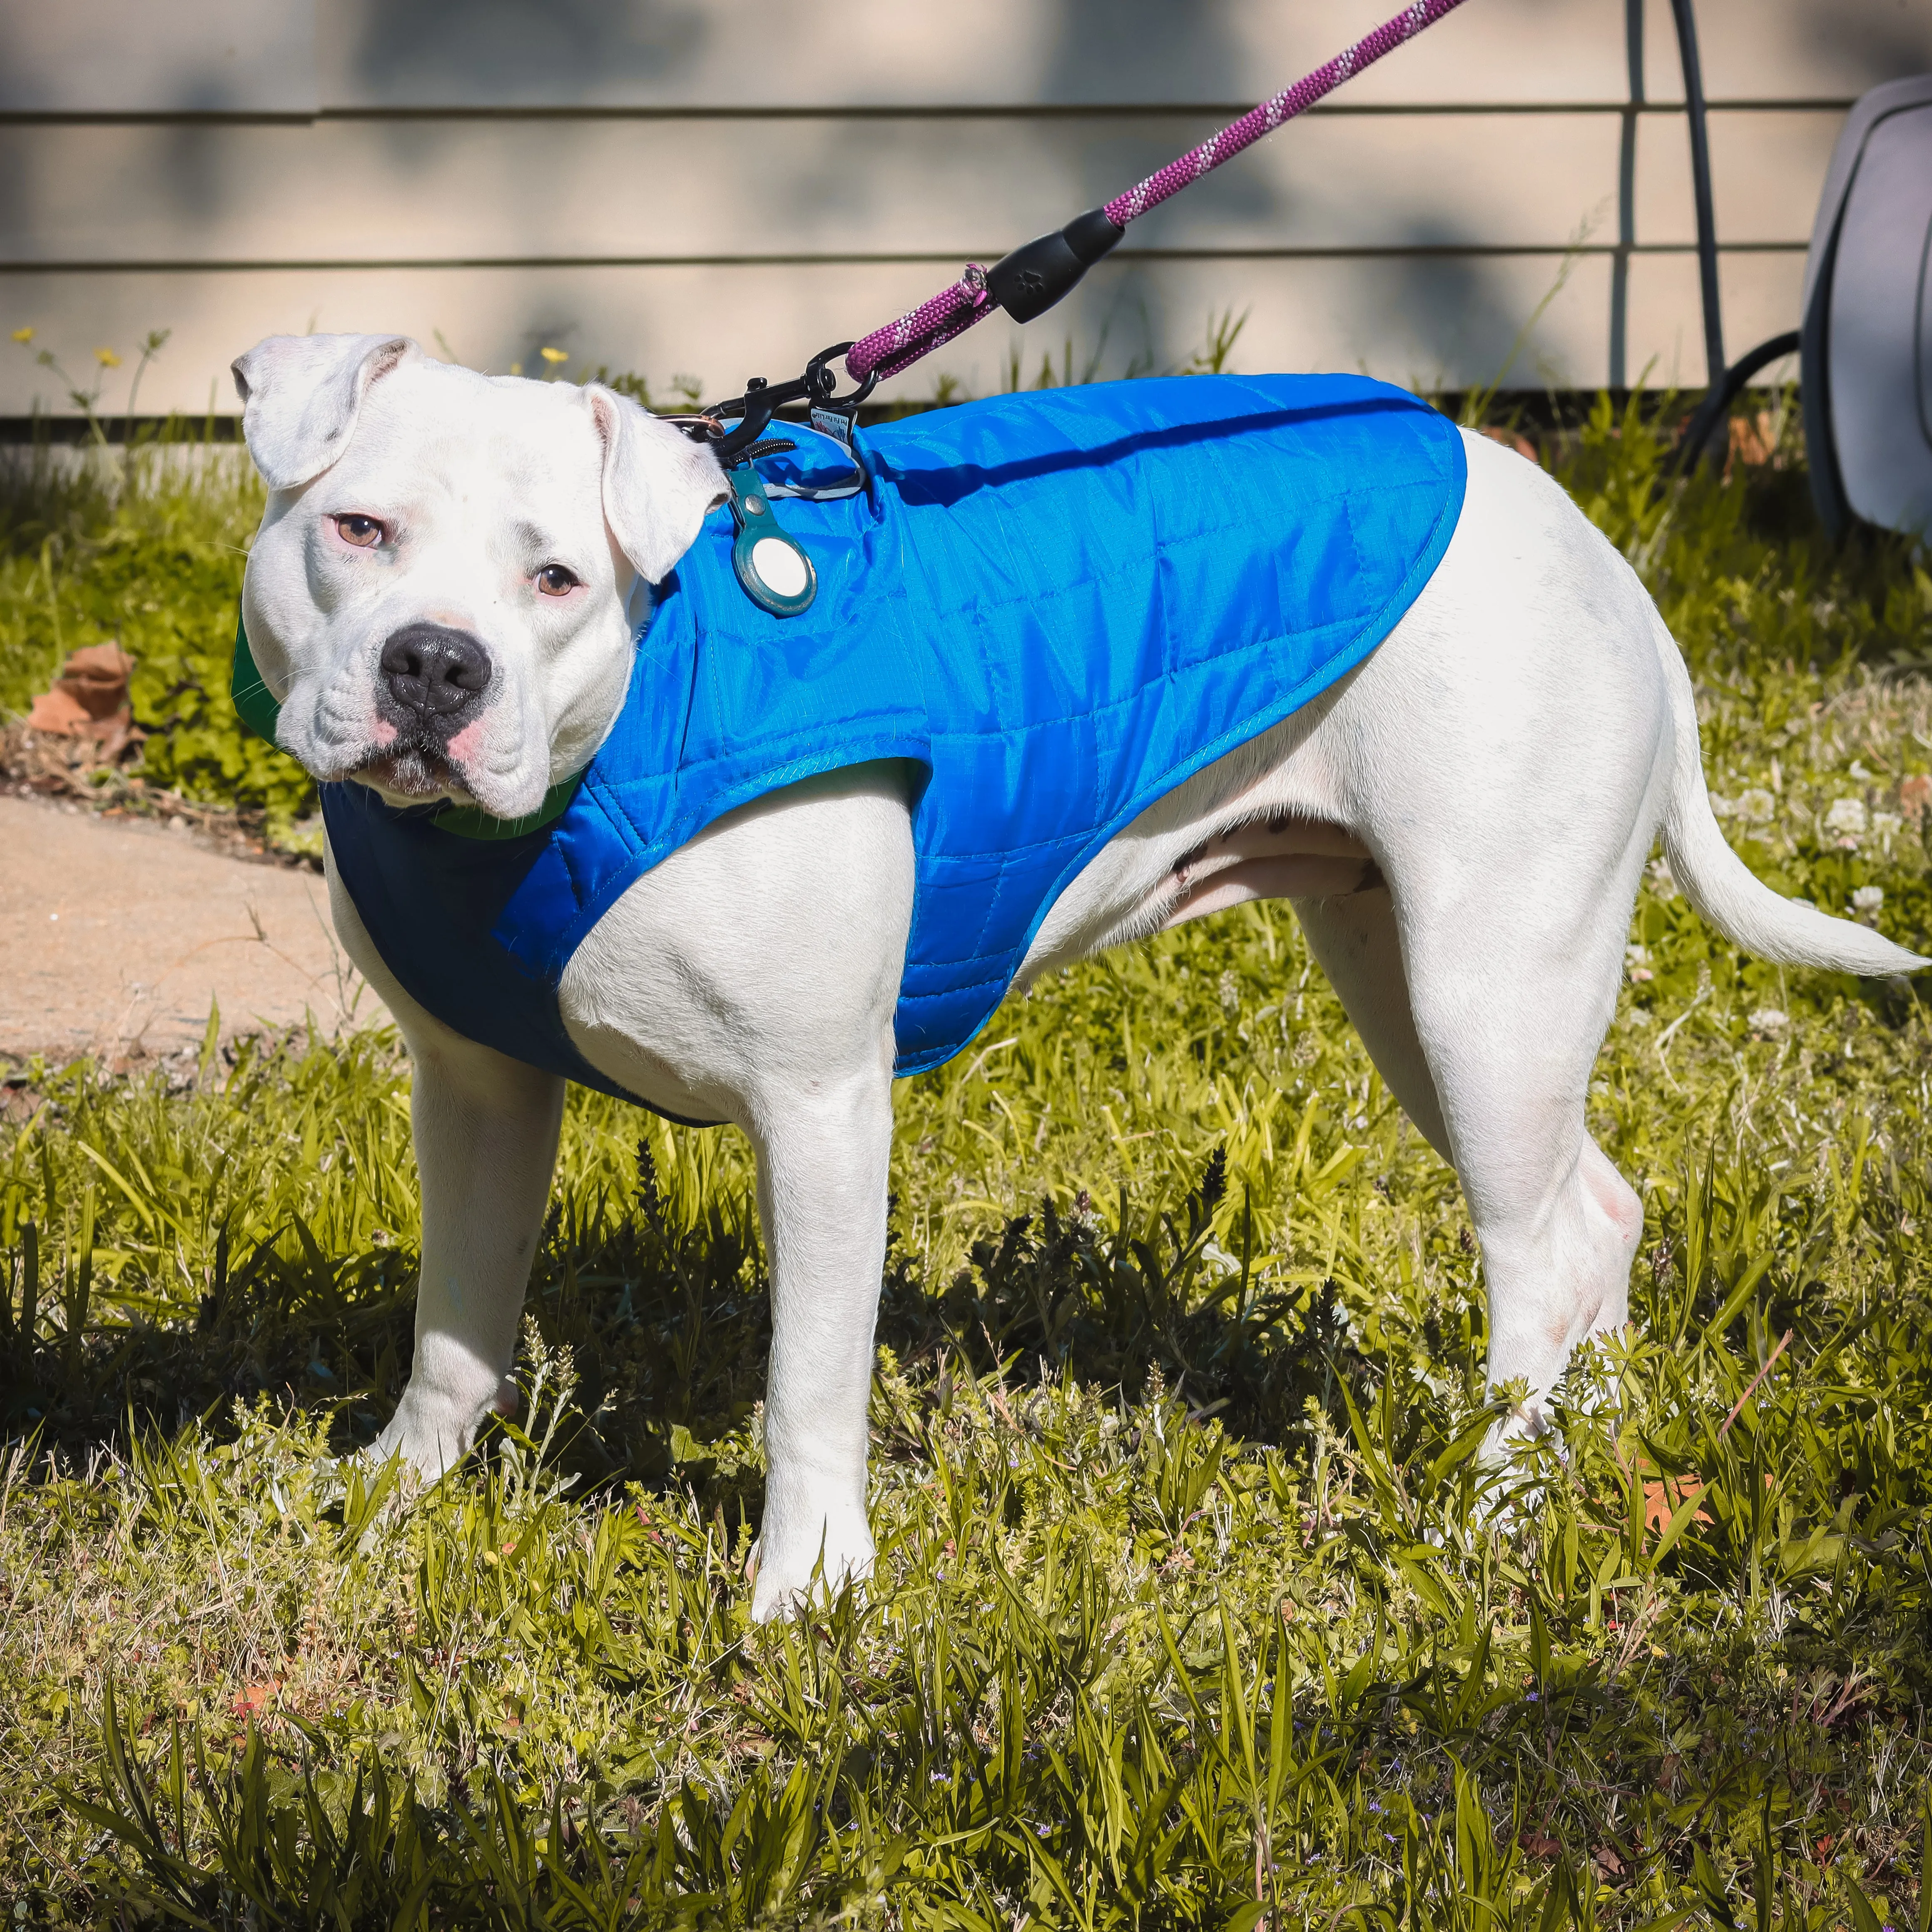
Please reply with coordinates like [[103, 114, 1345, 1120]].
[[724, 463, 817, 618]]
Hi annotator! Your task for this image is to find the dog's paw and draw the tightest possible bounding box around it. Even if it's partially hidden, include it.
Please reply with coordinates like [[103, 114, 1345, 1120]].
[[368, 1376, 509, 1481], [747, 1507, 875, 1623]]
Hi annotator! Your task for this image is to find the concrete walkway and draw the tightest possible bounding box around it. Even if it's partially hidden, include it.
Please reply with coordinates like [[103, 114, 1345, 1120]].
[[0, 795, 388, 1066]]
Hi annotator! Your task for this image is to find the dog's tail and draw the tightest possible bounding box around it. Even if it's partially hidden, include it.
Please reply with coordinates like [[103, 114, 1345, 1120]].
[[1650, 607, 1928, 976]]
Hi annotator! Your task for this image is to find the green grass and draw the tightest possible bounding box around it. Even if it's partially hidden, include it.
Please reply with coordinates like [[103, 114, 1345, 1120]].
[[4, 389, 1932, 1926], [0, 436, 312, 845]]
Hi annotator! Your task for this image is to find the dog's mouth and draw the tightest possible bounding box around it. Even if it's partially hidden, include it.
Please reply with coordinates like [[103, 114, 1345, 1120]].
[[354, 738, 475, 807]]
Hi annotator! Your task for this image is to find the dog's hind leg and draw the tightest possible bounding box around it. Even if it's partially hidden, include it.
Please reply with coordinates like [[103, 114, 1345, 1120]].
[[1294, 886, 1450, 1159], [1298, 428, 1669, 1425], [1387, 874, 1646, 1429], [1297, 884, 1639, 1402]]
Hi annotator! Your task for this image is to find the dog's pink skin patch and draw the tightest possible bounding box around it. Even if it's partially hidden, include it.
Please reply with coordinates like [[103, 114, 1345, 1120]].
[[443, 719, 486, 765], [371, 717, 398, 748], [1158, 819, 1377, 929]]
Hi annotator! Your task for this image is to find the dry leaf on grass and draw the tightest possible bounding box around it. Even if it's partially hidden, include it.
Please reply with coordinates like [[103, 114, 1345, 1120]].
[[229, 1677, 281, 1719], [1642, 1474, 1712, 1538]]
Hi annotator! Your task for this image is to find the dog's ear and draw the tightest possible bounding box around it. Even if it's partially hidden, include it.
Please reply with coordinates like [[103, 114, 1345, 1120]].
[[583, 384, 728, 585], [230, 333, 421, 491]]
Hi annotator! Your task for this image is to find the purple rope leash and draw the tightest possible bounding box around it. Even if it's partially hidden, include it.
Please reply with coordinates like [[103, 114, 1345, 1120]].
[[1103, 0, 1469, 226], [850, 264, 993, 385], [845, 0, 1471, 387]]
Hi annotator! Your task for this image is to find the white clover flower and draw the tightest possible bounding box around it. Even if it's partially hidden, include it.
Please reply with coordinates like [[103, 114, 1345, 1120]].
[[1825, 797, 1868, 837], [1647, 855, 1679, 899], [1849, 760, 1875, 780], [1873, 811, 1902, 839], [1708, 793, 1735, 818], [1748, 1008, 1788, 1033], [1735, 789, 1776, 824], [1852, 884, 1885, 914]]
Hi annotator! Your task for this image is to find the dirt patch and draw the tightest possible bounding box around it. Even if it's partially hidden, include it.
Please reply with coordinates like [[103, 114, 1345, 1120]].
[[0, 718, 310, 867], [0, 792, 386, 1070]]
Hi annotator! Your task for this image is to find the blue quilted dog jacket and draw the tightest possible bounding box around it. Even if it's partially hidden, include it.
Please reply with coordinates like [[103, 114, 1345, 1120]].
[[320, 372, 1466, 1111]]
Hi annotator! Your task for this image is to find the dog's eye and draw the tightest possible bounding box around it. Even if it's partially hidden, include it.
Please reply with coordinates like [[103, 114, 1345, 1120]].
[[535, 564, 580, 597], [335, 514, 383, 548]]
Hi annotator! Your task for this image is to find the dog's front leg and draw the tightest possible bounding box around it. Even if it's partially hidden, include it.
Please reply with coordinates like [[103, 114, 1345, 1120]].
[[329, 846, 564, 1476], [376, 1036, 565, 1477], [555, 767, 914, 1620], [746, 1066, 894, 1620]]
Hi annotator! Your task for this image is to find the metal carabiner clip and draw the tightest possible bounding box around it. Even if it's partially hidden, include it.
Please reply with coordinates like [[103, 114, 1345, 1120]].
[[695, 341, 879, 463], [687, 344, 880, 617]]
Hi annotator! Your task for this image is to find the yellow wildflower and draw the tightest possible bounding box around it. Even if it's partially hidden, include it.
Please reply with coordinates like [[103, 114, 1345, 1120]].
[[508, 362, 523, 377], [10, 326, 32, 344], [95, 346, 122, 367], [538, 346, 568, 366]]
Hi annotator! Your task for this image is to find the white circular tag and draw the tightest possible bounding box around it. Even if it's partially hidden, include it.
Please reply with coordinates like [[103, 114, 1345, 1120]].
[[750, 537, 809, 599]]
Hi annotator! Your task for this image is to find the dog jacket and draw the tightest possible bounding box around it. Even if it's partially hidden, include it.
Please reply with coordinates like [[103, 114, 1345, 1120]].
[[319, 372, 1466, 1113]]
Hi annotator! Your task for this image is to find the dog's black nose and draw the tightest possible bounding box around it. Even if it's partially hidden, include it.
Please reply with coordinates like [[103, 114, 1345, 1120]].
[[379, 623, 491, 723]]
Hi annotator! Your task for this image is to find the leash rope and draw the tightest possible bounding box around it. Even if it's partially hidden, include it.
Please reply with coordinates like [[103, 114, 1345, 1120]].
[[844, 0, 1472, 386]]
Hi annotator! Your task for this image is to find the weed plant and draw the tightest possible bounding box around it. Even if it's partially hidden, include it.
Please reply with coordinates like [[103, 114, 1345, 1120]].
[[3, 386, 1932, 1925]]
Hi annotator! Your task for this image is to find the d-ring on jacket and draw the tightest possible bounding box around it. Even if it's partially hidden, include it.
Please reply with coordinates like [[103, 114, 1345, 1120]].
[[315, 372, 1467, 1116]]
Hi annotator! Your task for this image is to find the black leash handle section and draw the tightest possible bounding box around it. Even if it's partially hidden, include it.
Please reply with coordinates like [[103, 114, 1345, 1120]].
[[693, 204, 1123, 450], [984, 207, 1125, 325]]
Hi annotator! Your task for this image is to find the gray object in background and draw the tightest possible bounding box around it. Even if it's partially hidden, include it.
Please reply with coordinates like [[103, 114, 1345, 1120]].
[[1802, 75, 1932, 540]]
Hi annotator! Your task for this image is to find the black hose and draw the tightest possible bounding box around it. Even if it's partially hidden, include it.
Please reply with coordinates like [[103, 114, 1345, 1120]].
[[1673, 329, 1800, 474], [1669, 0, 1725, 389]]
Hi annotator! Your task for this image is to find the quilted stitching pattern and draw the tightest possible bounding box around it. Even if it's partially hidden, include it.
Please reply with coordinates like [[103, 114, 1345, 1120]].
[[325, 374, 1465, 1111]]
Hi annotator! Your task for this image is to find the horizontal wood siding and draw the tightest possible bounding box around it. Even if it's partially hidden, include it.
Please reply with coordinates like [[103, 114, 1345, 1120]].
[[2, 0, 1929, 415]]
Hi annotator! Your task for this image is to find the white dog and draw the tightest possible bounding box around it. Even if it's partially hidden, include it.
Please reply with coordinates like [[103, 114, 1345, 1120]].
[[233, 333, 1921, 1619]]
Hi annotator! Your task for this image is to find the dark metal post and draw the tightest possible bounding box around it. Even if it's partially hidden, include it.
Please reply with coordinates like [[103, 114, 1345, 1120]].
[[1610, 0, 1643, 390], [1670, 0, 1726, 386]]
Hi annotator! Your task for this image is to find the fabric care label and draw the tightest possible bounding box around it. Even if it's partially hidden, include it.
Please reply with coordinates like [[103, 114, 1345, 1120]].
[[810, 405, 856, 452]]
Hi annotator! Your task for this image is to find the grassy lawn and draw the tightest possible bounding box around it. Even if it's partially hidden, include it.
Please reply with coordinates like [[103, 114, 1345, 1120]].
[[2, 390, 1932, 1926]]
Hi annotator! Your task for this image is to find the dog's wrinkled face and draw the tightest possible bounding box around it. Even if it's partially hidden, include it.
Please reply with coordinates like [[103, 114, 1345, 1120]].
[[233, 333, 725, 819]]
